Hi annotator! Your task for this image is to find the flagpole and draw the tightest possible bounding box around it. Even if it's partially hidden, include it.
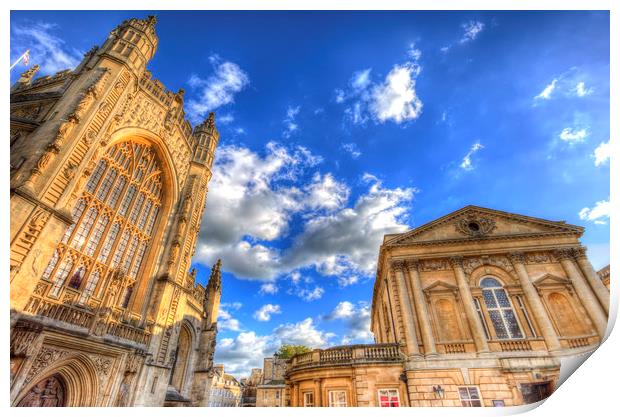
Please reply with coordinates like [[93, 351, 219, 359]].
[[10, 49, 30, 71]]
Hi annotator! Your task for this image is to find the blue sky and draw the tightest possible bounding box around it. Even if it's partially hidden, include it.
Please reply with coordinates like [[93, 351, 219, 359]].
[[11, 11, 610, 376]]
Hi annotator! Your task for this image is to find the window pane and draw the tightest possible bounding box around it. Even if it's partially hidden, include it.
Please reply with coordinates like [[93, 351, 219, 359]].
[[85, 160, 107, 193], [494, 288, 511, 308], [503, 309, 524, 338], [489, 310, 509, 339], [482, 289, 497, 308], [96, 167, 117, 201], [71, 207, 98, 250], [84, 215, 109, 257]]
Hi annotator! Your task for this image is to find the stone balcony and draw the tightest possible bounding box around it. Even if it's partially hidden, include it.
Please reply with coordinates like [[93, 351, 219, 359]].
[[288, 343, 404, 371], [20, 281, 152, 348]]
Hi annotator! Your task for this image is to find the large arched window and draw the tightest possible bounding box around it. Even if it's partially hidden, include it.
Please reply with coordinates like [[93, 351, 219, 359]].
[[480, 277, 523, 339], [39, 141, 163, 305]]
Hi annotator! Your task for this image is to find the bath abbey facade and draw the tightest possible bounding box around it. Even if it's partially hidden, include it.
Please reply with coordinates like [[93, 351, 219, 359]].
[[10, 16, 223, 406]]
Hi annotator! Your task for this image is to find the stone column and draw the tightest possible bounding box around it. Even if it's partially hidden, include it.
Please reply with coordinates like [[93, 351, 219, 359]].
[[314, 378, 322, 407], [555, 249, 607, 337], [509, 252, 561, 352], [572, 247, 610, 314], [450, 256, 490, 354], [391, 261, 422, 358], [406, 260, 437, 356]]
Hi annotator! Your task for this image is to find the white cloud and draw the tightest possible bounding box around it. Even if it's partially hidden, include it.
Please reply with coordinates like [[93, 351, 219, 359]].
[[254, 304, 282, 322], [535, 79, 558, 100], [218, 113, 235, 124], [534, 68, 595, 102], [197, 142, 414, 282], [282, 175, 415, 277], [351, 68, 372, 91], [11, 22, 83, 76], [296, 286, 325, 302], [326, 301, 373, 344], [370, 63, 423, 124], [341, 142, 362, 159], [273, 318, 334, 347], [593, 141, 611, 167], [215, 331, 275, 376], [559, 127, 589, 143], [219, 302, 243, 332], [303, 173, 350, 211], [283, 105, 301, 138], [334, 88, 346, 103], [215, 317, 335, 377], [459, 21, 485, 43], [579, 199, 610, 225], [186, 54, 249, 122], [337, 46, 423, 126], [460, 142, 484, 171], [260, 282, 278, 295], [575, 81, 593, 97]]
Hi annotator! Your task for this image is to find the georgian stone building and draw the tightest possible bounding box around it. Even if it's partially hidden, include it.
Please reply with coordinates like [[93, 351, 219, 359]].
[[208, 365, 242, 407], [10, 16, 223, 407], [256, 357, 287, 407], [286, 206, 609, 407]]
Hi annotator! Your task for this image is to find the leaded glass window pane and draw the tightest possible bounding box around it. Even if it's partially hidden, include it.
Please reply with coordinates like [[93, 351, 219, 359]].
[[111, 229, 130, 268], [49, 258, 74, 297], [119, 184, 136, 216], [71, 207, 98, 250], [96, 168, 117, 201], [98, 223, 119, 263], [107, 175, 127, 207], [61, 199, 86, 244], [41, 250, 60, 281], [85, 160, 107, 193], [78, 270, 101, 304], [84, 215, 109, 257], [129, 192, 145, 224]]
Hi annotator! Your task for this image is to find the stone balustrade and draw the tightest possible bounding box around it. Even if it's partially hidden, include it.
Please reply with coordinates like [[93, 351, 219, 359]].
[[289, 343, 403, 371], [22, 293, 151, 347]]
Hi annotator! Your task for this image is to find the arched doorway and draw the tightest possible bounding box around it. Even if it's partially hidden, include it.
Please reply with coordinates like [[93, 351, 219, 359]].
[[170, 325, 192, 393], [17, 374, 66, 407]]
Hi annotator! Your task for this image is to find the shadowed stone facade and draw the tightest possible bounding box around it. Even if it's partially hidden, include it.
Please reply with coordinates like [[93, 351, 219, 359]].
[[10, 16, 222, 407], [286, 206, 609, 407]]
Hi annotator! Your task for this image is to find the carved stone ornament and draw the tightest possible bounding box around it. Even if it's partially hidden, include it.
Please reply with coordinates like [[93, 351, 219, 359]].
[[11, 322, 43, 357], [455, 213, 497, 237], [24, 347, 70, 385]]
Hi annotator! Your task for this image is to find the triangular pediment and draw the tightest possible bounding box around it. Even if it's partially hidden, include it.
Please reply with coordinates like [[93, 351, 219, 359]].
[[423, 280, 459, 293], [532, 273, 571, 287], [385, 205, 583, 247]]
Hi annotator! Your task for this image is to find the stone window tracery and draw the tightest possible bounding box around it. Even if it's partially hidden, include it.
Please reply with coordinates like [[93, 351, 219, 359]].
[[38, 141, 163, 304], [480, 277, 523, 339]]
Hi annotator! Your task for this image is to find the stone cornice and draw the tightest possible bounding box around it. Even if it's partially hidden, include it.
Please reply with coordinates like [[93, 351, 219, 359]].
[[387, 230, 584, 248]]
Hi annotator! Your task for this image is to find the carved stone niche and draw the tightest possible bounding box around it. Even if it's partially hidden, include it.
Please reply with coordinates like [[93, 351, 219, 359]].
[[11, 321, 44, 358], [455, 213, 497, 237]]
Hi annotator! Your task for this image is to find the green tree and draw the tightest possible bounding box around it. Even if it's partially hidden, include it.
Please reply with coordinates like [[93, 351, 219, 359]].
[[274, 344, 312, 359]]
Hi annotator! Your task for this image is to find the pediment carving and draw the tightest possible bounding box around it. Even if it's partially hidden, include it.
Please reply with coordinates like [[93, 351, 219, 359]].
[[385, 206, 583, 247], [532, 273, 571, 287]]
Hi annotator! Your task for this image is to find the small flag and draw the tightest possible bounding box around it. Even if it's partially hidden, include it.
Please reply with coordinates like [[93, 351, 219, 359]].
[[23, 50, 30, 66]]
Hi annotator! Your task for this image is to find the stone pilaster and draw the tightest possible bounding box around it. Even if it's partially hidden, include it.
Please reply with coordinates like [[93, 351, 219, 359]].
[[391, 261, 422, 358], [554, 249, 607, 337], [406, 259, 437, 357], [449, 256, 490, 354], [509, 252, 561, 352], [314, 378, 322, 407], [572, 247, 610, 314]]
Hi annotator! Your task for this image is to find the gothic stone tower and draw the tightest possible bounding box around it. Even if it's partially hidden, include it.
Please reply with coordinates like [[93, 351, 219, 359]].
[[10, 16, 222, 407]]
